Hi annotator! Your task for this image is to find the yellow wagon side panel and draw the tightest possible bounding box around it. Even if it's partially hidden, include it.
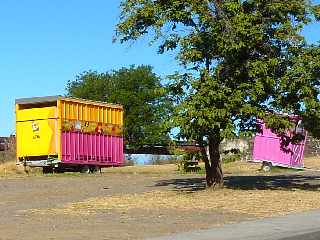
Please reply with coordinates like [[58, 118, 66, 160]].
[[16, 119, 58, 157], [59, 99, 123, 125]]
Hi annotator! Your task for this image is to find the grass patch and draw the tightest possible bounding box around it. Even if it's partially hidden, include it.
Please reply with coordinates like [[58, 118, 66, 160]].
[[26, 187, 320, 218], [103, 161, 295, 176], [270, 166, 301, 173], [103, 161, 262, 175], [0, 156, 316, 178], [0, 159, 307, 178], [304, 156, 320, 170], [43, 172, 83, 177], [223, 161, 261, 175], [103, 164, 179, 175], [0, 161, 25, 176], [0, 161, 42, 177]]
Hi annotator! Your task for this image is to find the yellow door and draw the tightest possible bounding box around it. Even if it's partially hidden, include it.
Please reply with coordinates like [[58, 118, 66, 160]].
[[16, 119, 58, 157]]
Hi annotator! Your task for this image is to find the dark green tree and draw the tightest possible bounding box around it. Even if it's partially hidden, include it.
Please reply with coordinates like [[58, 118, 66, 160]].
[[115, 0, 320, 188], [67, 65, 171, 149]]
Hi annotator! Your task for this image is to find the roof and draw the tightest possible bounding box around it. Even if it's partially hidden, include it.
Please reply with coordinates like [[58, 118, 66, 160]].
[[15, 95, 123, 109], [15, 96, 60, 105]]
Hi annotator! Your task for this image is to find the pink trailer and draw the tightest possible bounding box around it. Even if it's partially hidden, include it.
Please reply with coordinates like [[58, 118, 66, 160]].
[[252, 121, 306, 169]]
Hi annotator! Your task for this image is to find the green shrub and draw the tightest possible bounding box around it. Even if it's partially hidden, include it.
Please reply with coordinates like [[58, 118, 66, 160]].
[[222, 153, 241, 163]]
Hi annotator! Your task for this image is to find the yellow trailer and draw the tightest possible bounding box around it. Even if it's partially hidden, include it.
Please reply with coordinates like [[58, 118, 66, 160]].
[[16, 96, 124, 172]]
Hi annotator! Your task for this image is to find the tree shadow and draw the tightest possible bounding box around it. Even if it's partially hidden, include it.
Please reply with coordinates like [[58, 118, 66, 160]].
[[154, 173, 320, 192], [154, 177, 206, 192], [225, 174, 320, 191]]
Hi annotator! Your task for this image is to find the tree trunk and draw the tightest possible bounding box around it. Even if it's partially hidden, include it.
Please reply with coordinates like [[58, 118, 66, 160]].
[[204, 135, 223, 189], [202, 56, 223, 189]]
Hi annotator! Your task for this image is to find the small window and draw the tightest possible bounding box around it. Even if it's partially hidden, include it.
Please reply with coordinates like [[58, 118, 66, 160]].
[[18, 101, 57, 110]]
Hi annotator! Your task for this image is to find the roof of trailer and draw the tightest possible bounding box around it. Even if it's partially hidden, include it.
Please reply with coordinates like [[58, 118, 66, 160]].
[[15, 96, 60, 104], [15, 95, 123, 109]]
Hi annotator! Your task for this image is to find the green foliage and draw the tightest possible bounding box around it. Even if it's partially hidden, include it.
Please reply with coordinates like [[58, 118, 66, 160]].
[[176, 151, 203, 173], [116, 0, 320, 142], [115, 0, 320, 185], [66, 65, 171, 149], [222, 153, 241, 163], [149, 156, 181, 165]]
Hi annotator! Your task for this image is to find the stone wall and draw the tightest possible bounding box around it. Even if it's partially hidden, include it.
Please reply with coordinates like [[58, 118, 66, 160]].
[[304, 136, 320, 157], [220, 137, 253, 161]]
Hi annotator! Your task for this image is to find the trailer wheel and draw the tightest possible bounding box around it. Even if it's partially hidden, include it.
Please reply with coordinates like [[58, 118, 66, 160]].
[[262, 162, 272, 172], [54, 168, 65, 174], [43, 166, 54, 174], [80, 165, 90, 174], [90, 166, 100, 174]]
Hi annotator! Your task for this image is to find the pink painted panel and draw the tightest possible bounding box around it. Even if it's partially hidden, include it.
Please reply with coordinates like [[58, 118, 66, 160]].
[[61, 131, 124, 166], [252, 123, 306, 168]]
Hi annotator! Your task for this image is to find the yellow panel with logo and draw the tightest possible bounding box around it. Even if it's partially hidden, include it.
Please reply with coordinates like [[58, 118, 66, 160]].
[[16, 106, 56, 122], [16, 106, 58, 158]]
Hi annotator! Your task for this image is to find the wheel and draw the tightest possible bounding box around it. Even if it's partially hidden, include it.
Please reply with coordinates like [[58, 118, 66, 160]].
[[89, 165, 100, 173], [80, 165, 90, 174], [53, 167, 65, 173], [43, 166, 54, 174], [262, 162, 272, 172]]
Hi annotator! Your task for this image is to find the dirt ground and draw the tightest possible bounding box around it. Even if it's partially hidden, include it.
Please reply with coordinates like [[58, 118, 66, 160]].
[[0, 162, 320, 240]]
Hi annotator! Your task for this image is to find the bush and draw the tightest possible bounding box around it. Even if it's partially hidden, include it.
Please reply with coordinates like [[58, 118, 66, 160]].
[[124, 159, 135, 166], [149, 155, 182, 165], [0, 151, 16, 164], [222, 153, 241, 163]]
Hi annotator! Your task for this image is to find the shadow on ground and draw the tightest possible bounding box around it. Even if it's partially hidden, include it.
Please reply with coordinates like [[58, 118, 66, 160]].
[[154, 173, 320, 192]]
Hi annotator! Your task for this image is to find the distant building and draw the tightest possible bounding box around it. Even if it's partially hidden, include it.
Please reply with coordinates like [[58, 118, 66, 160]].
[[0, 136, 15, 151]]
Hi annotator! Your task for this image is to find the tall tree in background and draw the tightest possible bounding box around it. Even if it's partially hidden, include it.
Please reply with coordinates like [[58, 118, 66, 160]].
[[115, 0, 320, 188], [67, 65, 171, 149]]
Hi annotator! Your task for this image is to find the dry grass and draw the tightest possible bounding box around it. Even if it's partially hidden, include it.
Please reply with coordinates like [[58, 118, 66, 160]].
[[103, 158, 320, 176], [0, 161, 25, 176], [304, 156, 320, 170], [27, 188, 320, 218], [103, 161, 263, 175], [18, 158, 320, 218], [0, 156, 317, 177], [0, 151, 15, 163], [103, 164, 178, 175], [0, 160, 259, 177], [223, 161, 261, 175], [0, 161, 41, 177]]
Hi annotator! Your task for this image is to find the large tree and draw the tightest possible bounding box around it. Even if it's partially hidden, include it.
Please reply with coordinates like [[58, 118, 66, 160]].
[[115, 0, 320, 188], [67, 65, 171, 149]]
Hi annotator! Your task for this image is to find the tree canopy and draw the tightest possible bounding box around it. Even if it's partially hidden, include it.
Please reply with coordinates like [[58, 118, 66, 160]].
[[66, 65, 171, 149], [115, 0, 320, 188]]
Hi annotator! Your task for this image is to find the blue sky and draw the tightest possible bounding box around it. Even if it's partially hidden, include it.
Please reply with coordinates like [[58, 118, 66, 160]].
[[1, 0, 320, 136]]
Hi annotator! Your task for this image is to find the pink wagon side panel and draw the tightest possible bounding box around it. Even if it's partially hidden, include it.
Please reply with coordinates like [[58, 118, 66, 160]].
[[61, 131, 124, 166], [253, 135, 292, 166], [253, 123, 306, 168]]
